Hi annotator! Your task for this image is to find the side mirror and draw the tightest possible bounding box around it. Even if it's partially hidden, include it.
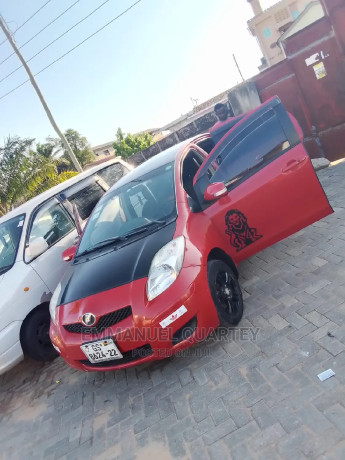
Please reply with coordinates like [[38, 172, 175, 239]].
[[27, 237, 49, 259], [62, 245, 76, 261], [204, 182, 227, 201]]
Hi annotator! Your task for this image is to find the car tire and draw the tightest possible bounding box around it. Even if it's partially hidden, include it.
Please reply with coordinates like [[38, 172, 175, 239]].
[[21, 306, 58, 361], [207, 259, 243, 326]]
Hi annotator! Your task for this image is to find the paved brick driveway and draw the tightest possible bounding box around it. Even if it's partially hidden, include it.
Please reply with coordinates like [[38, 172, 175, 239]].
[[1, 160, 345, 460]]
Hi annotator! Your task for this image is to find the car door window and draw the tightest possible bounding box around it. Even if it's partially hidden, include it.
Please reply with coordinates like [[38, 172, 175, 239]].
[[96, 163, 127, 187], [211, 109, 290, 188], [194, 138, 215, 154], [28, 201, 74, 253], [0, 214, 25, 273]]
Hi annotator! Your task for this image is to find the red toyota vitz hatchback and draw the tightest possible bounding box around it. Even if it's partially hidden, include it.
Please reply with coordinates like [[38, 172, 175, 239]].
[[49, 97, 332, 371]]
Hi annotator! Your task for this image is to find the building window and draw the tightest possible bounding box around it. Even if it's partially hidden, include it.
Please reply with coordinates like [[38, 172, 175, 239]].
[[263, 27, 271, 38], [292, 10, 299, 19]]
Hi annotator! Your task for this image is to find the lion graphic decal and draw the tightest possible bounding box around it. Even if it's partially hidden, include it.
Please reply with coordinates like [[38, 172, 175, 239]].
[[225, 209, 262, 252]]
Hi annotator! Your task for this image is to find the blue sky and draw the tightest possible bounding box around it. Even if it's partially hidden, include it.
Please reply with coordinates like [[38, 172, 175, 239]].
[[0, 0, 276, 147]]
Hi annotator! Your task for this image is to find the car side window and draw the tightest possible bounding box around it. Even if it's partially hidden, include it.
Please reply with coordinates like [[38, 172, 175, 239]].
[[28, 201, 74, 250], [68, 183, 105, 220], [0, 215, 25, 272], [194, 138, 215, 154], [97, 163, 127, 187], [212, 109, 290, 187]]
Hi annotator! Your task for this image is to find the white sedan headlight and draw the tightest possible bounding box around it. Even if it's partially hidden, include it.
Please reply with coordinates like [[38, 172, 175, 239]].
[[146, 236, 185, 301], [49, 283, 62, 325]]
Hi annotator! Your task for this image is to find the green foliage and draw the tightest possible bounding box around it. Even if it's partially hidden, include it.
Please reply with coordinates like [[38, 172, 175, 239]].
[[26, 170, 78, 198], [0, 136, 77, 216], [0, 136, 35, 215], [112, 127, 154, 158], [57, 129, 95, 168], [36, 142, 56, 158]]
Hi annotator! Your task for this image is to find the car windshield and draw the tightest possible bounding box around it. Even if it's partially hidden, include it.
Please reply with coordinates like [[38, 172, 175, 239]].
[[0, 214, 25, 275], [77, 162, 176, 255]]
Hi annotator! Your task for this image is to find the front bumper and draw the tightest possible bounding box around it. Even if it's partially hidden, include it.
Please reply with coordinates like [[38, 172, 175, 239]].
[[50, 264, 219, 371], [0, 321, 24, 375]]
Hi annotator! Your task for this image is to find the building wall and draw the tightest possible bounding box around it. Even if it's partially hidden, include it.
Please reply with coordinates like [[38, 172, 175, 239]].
[[92, 143, 115, 159], [248, 0, 311, 68], [281, 2, 325, 39]]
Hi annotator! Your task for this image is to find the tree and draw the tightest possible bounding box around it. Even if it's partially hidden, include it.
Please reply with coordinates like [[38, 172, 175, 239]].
[[0, 136, 77, 216], [0, 136, 34, 215], [54, 129, 95, 168], [112, 128, 154, 158], [36, 142, 56, 158]]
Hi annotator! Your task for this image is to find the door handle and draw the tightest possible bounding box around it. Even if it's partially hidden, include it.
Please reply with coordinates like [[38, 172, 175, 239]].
[[282, 157, 307, 173]]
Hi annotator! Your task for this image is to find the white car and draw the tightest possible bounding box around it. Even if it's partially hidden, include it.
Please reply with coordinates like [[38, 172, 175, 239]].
[[0, 158, 132, 374]]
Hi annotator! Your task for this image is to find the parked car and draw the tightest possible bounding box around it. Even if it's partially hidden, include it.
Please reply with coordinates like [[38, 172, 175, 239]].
[[0, 158, 131, 374], [49, 97, 333, 371]]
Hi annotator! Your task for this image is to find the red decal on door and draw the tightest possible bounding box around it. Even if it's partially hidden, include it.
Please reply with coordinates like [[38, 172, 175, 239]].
[[225, 210, 262, 252]]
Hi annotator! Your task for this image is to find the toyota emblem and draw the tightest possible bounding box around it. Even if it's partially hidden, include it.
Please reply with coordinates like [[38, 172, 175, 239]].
[[81, 313, 96, 326]]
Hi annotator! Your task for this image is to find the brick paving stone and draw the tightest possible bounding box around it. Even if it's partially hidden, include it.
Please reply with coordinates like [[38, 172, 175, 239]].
[[202, 418, 237, 446], [251, 400, 277, 429], [317, 335, 345, 356], [247, 422, 285, 451], [323, 403, 345, 435], [208, 440, 230, 460], [271, 403, 302, 433], [229, 443, 256, 460], [208, 398, 229, 426], [304, 311, 330, 327], [268, 314, 290, 330], [295, 403, 333, 434], [285, 312, 308, 329]]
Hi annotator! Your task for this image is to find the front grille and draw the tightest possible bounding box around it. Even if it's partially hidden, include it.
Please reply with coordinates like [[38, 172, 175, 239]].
[[63, 305, 132, 334], [172, 316, 197, 345], [80, 344, 153, 368]]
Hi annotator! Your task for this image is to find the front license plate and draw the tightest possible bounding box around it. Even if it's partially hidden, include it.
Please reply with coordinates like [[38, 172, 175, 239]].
[[81, 338, 123, 363]]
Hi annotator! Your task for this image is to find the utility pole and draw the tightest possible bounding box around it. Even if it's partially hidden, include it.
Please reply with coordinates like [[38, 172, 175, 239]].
[[0, 16, 83, 172], [190, 97, 199, 110], [232, 53, 245, 83]]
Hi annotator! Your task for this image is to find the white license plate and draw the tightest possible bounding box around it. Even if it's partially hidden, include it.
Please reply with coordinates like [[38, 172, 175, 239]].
[[81, 338, 123, 363]]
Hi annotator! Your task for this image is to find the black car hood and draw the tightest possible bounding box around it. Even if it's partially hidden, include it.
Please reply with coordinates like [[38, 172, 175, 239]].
[[59, 221, 176, 305]]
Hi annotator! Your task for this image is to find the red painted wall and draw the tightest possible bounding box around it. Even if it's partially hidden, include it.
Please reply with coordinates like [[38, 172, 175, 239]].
[[251, 0, 345, 161]]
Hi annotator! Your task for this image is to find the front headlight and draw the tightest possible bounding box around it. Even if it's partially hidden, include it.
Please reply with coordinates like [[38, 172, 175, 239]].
[[49, 283, 62, 325], [146, 236, 185, 301]]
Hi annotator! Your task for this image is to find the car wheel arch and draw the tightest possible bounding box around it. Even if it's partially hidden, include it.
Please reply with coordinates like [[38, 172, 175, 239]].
[[207, 248, 238, 279], [19, 302, 58, 361]]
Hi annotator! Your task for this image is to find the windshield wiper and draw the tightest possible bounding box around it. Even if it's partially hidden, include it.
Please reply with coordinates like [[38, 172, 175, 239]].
[[121, 220, 168, 239], [76, 235, 127, 257], [76, 219, 170, 257]]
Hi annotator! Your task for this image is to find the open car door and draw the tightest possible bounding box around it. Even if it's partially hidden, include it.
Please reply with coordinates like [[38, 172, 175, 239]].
[[193, 96, 333, 264]]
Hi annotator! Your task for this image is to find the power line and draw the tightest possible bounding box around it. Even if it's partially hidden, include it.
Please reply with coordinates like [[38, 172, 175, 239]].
[[0, 0, 112, 85], [0, 0, 53, 47], [0, 0, 80, 67], [0, 0, 143, 103], [0, 15, 83, 172]]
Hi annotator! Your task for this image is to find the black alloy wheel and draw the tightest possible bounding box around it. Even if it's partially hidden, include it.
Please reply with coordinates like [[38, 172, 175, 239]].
[[21, 306, 59, 361], [207, 259, 243, 326]]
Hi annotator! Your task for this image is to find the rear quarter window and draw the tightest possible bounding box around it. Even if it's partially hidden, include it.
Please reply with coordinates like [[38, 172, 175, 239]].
[[96, 163, 127, 187], [68, 183, 104, 220]]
